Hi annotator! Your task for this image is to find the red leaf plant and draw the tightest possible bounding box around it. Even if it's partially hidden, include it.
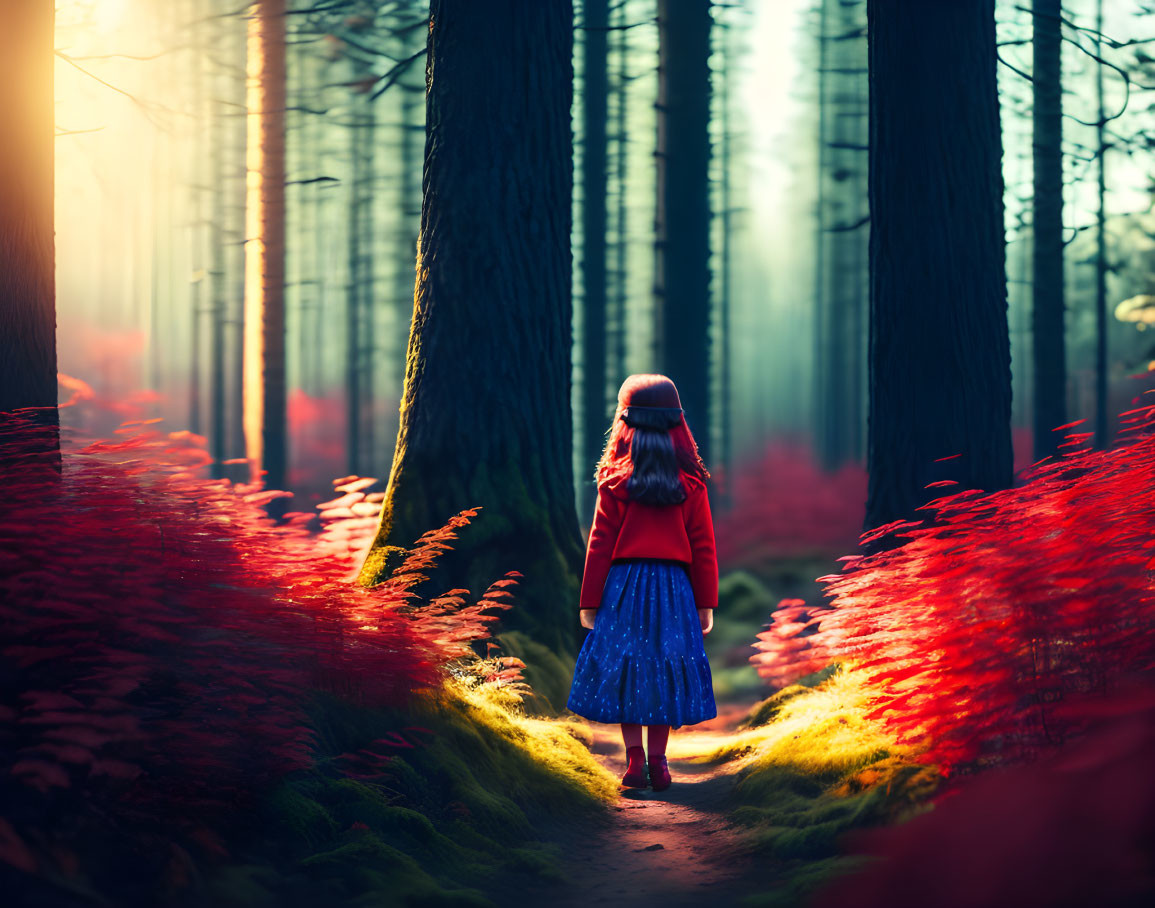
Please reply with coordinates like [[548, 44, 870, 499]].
[[714, 438, 868, 567], [0, 388, 522, 886], [811, 678, 1155, 908], [750, 395, 1155, 775]]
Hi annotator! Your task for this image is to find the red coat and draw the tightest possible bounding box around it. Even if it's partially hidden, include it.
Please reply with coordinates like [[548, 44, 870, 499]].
[[578, 470, 718, 612]]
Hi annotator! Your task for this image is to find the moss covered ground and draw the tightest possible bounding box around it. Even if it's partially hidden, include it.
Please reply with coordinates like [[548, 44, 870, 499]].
[[198, 563, 942, 908], [196, 675, 620, 907]]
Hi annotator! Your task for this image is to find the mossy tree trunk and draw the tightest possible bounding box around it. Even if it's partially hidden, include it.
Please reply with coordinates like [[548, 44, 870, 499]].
[[864, 0, 1013, 532], [0, 0, 58, 472], [359, 0, 584, 661]]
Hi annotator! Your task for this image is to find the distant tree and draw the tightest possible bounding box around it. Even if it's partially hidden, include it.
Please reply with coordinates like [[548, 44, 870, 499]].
[[346, 51, 377, 477], [243, 0, 288, 493], [0, 1, 58, 469], [1091, 0, 1109, 450], [608, 0, 632, 404], [579, 0, 609, 526], [1032, 0, 1068, 460], [359, 0, 584, 660], [654, 0, 712, 467], [814, 0, 869, 471], [864, 0, 1013, 532]]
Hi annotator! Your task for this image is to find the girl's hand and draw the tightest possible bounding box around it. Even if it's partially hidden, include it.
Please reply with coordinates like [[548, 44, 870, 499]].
[[579, 608, 598, 630], [698, 608, 713, 635]]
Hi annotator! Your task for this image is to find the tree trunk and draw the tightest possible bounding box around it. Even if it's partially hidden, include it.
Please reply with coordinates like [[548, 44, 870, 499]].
[[1093, 0, 1110, 451], [718, 8, 734, 506], [864, 0, 1013, 532], [609, 0, 629, 406], [208, 7, 229, 478], [1031, 0, 1067, 460], [347, 86, 376, 477], [359, 0, 584, 662], [654, 0, 712, 466], [813, 0, 831, 469], [0, 0, 58, 469], [580, 0, 609, 526], [243, 0, 288, 494], [391, 55, 422, 483]]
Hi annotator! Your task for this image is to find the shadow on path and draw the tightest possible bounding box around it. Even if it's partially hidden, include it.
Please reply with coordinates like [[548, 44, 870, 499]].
[[522, 699, 770, 907]]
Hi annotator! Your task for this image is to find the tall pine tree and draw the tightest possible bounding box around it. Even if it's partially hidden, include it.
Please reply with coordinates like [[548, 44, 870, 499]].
[[360, 1, 584, 662], [864, 0, 1013, 531]]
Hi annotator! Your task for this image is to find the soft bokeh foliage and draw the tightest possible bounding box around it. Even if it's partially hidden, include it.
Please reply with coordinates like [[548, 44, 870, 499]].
[[750, 396, 1155, 773], [0, 384, 535, 896], [715, 440, 868, 567]]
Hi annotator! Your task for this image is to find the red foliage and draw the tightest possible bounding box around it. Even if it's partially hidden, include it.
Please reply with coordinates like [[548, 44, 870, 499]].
[[714, 439, 868, 566], [0, 388, 520, 877], [812, 680, 1155, 908], [751, 398, 1155, 773]]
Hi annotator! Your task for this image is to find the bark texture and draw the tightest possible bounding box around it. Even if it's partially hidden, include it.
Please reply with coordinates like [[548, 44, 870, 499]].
[[243, 0, 287, 492], [864, 0, 1013, 532], [580, 0, 609, 525], [0, 0, 58, 464], [654, 0, 712, 465], [360, 1, 584, 661], [1031, 0, 1067, 459]]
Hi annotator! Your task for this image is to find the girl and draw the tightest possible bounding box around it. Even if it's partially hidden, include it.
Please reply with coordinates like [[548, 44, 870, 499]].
[[566, 374, 718, 792]]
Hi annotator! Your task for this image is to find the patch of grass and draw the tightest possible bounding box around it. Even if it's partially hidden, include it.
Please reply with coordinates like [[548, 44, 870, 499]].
[[704, 667, 943, 905]]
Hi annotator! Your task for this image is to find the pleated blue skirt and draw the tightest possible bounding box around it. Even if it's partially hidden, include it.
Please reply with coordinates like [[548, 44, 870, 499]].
[[566, 559, 717, 729]]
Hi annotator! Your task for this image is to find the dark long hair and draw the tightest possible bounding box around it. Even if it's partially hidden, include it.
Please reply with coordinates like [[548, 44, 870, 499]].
[[594, 374, 709, 505]]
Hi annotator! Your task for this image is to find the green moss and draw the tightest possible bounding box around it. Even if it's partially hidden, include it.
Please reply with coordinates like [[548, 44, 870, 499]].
[[199, 863, 283, 908], [734, 855, 874, 908], [718, 570, 780, 623], [233, 677, 613, 908], [264, 785, 341, 847], [716, 668, 943, 897], [492, 629, 574, 717]]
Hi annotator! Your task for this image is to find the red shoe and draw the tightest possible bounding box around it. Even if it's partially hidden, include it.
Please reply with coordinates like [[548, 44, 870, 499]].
[[648, 754, 671, 792], [621, 745, 647, 788]]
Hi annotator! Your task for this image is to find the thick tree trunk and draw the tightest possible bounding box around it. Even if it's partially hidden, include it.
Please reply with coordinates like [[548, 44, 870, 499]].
[[243, 0, 288, 493], [1031, 0, 1067, 460], [359, 1, 584, 662], [654, 0, 712, 465], [580, 0, 609, 526], [864, 0, 1013, 532], [0, 0, 58, 469]]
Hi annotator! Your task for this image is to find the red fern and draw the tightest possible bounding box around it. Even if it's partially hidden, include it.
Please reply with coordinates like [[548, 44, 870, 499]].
[[751, 396, 1155, 773], [0, 385, 526, 881]]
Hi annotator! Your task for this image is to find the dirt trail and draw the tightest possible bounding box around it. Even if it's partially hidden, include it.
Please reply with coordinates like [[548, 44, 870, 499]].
[[523, 699, 768, 907]]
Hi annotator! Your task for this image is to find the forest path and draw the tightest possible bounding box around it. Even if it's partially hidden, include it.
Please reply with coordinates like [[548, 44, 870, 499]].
[[523, 698, 768, 907]]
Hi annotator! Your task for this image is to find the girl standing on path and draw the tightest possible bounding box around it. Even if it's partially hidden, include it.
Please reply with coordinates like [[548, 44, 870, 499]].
[[566, 374, 718, 792]]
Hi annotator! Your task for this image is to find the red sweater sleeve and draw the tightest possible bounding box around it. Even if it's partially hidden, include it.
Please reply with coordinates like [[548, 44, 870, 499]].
[[578, 483, 626, 611], [686, 483, 718, 610]]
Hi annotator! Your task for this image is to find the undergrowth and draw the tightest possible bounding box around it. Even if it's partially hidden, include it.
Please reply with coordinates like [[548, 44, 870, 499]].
[[0, 392, 616, 908], [709, 667, 941, 908]]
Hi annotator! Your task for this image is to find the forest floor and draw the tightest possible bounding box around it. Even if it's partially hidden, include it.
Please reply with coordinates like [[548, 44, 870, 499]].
[[518, 697, 770, 908]]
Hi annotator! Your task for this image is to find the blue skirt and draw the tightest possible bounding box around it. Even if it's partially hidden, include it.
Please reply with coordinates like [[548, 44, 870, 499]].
[[566, 559, 717, 729]]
